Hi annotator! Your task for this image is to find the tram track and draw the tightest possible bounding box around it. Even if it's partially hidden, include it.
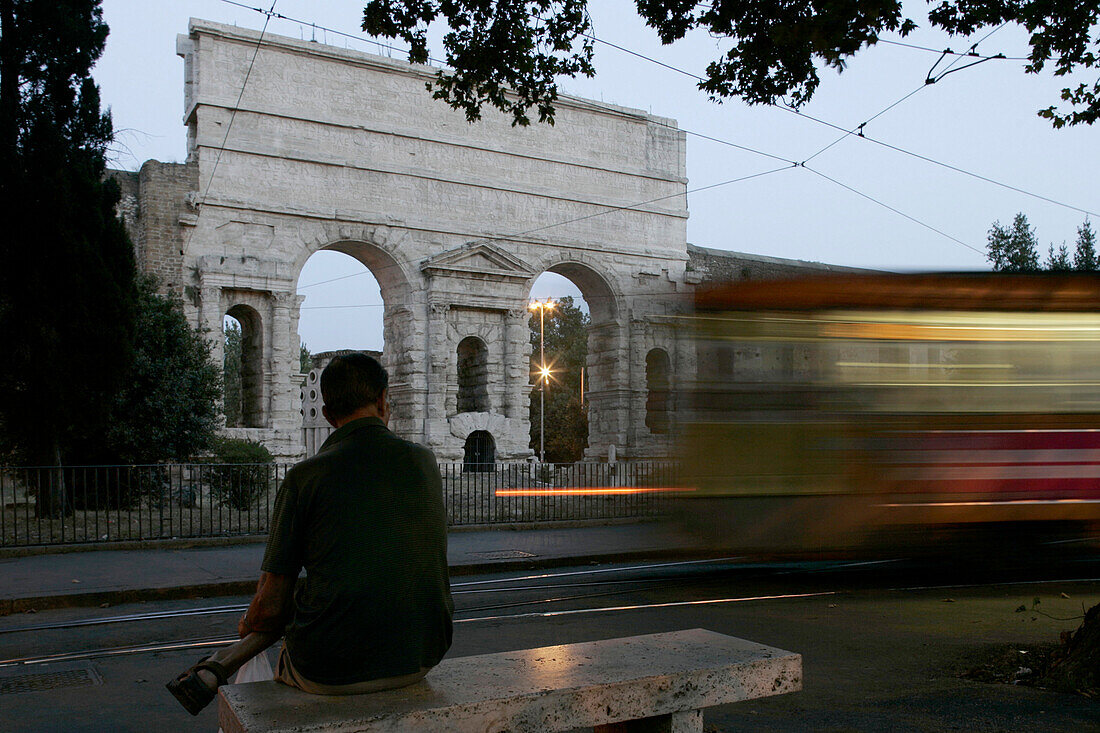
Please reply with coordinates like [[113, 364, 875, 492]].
[[3, 554, 1098, 638], [4, 569, 1099, 670], [0, 557, 745, 636]]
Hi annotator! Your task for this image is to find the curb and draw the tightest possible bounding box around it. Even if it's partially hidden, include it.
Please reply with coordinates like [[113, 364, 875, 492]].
[[0, 549, 708, 617]]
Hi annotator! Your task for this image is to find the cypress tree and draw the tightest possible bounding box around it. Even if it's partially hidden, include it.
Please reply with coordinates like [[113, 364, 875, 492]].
[[0, 1, 138, 515], [1074, 220, 1097, 272]]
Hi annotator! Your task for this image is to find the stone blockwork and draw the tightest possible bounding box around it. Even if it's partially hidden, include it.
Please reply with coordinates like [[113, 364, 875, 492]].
[[116, 20, 848, 462], [113, 19, 707, 461], [111, 161, 198, 295], [686, 244, 863, 283]]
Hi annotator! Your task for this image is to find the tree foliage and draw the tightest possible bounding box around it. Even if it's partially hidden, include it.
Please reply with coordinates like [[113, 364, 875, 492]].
[[223, 319, 243, 427], [1075, 220, 1098, 271], [986, 213, 1041, 272], [1046, 243, 1072, 271], [300, 341, 313, 374], [0, 1, 137, 514], [95, 279, 221, 464], [361, 0, 1100, 127], [529, 296, 589, 462], [987, 214, 1099, 273]]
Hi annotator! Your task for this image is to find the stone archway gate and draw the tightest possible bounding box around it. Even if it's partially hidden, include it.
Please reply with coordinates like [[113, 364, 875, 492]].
[[124, 19, 696, 460]]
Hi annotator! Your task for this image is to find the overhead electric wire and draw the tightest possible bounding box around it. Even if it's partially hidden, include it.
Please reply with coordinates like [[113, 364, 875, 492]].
[[587, 27, 1099, 219], [193, 1, 279, 232], [803, 165, 985, 256], [784, 108, 1100, 218], [298, 165, 794, 294], [799, 21, 1009, 166], [485, 164, 796, 245], [218, 0, 425, 62], [876, 37, 1026, 60], [208, 4, 1089, 274]]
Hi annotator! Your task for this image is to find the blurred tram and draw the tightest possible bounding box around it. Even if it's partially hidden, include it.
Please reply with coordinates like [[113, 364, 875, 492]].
[[675, 272, 1100, 554]]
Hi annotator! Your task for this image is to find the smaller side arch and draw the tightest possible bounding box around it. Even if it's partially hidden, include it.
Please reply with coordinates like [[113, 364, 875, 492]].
[[456, 336, 490, 413], [645, 348, 671, 434], [226, 303, 265, 428]]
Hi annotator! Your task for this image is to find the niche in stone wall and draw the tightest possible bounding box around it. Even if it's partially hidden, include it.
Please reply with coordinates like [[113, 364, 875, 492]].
[[224, 304, 264, 428], [456, 336, 490, 413], [645, 348, 671, 434]]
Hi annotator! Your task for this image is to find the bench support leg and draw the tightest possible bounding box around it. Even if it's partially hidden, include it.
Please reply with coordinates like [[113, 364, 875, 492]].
[[595, 709, 702, 733]]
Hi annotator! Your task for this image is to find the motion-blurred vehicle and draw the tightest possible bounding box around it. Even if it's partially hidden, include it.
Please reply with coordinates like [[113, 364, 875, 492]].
[[676, 272, 1100, 554]]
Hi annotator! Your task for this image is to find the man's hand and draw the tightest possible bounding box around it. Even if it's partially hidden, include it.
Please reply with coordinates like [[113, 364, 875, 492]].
[[238, 572, 296, 638]]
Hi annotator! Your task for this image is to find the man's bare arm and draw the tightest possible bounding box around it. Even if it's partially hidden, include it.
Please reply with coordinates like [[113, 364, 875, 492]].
[[238, 571, 296, 637]]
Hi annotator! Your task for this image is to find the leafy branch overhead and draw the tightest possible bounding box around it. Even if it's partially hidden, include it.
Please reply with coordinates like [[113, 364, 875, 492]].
[[363, 0, 595, 125], [362, 0, 1100, 127]]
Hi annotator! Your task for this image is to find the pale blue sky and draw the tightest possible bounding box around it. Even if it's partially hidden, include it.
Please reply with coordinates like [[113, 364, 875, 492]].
[[97, 1, 1099, 351]]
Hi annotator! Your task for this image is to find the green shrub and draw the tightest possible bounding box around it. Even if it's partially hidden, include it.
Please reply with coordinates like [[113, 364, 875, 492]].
[[206, 437, 274, 510]]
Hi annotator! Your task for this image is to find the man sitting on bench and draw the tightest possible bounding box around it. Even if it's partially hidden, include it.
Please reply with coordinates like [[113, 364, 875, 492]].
[[169, 353, 454, 713]]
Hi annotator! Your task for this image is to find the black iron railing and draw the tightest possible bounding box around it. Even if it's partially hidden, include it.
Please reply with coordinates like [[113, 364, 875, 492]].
[[0, 461, 680, 548]]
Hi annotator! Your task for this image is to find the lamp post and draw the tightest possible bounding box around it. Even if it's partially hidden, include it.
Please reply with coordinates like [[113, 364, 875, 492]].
[[529, 298, 555, 462]]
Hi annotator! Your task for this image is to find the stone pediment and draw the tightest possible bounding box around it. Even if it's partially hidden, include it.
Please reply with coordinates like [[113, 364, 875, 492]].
[[421, 242, 536, 282]]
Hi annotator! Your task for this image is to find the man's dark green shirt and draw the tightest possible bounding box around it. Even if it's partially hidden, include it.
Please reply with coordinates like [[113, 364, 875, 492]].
[[261, 417, 454, 686]]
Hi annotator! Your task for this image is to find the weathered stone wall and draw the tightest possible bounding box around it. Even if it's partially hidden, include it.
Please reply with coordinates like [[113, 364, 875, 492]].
[[131, 19, 695, 461], [110, 162, 198, 296], [118, 20, 875, 463], [686, 244, 863, 283]]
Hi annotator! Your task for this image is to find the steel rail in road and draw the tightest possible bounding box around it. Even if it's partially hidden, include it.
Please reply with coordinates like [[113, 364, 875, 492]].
[[0, 590, 836, 669], [5, 575, 1100, 669], [0, 558, 745, 636]]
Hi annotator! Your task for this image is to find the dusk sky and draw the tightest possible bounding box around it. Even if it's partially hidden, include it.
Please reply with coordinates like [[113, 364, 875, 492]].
[[95, 1, 1100, 351]]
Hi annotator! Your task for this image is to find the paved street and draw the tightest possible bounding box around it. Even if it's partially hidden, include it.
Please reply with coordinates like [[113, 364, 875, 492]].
[[2, 554, 1098, 731]]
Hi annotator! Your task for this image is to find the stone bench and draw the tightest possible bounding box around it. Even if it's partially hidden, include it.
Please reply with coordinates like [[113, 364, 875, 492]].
[[218, 628, 801, 732]]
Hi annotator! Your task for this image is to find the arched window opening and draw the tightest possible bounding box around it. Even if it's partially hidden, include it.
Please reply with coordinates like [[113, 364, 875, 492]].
[[463, 430, 495, 472], [456, 336, 490, 413], [225, 305, 264, 428], [646, 348, 671, 434]]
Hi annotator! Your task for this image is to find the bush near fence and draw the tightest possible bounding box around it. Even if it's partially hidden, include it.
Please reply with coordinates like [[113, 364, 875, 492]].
[[0, 461, 678, 548]]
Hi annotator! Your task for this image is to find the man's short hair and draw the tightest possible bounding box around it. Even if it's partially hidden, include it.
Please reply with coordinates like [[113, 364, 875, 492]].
[[320, 353, 388, 419]]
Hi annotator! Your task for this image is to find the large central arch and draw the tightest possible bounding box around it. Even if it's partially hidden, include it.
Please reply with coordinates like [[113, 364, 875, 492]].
[[529, 259, 626, 460]]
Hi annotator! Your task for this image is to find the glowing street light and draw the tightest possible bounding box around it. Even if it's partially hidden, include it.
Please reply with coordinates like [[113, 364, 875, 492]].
[[529, 298, 555, 462]]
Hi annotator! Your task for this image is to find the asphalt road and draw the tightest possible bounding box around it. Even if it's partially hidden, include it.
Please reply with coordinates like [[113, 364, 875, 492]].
[[1, 554, 1098, 732]]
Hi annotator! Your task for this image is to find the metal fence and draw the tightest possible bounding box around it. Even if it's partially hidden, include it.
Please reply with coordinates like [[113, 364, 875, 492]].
[[0, 461, 679, 548]]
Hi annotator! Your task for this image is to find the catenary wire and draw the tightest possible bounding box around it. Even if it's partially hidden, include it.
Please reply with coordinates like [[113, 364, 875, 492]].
[[587, 27, 1098, 219], [875, 37, 1026, 60], [297, 166, 795, 293], [798, 24, 998, 165], [206, 4, 1055, 274], [802, 165, 985, 255], [217, 1, 1093, 223]]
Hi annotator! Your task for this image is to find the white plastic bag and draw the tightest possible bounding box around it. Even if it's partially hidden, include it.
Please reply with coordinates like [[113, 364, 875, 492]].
[[234, 652, 274, 684], [218, 654, 277, 732]]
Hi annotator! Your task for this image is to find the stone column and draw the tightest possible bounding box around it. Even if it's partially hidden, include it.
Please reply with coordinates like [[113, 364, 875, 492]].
[[199, 286, 225, 369], [383, 303, 425, 444], [500, 307, 534, 459], [269, 290, 304, 457], [424, 302, 452, 454], [583, 320, 629, 461], [502, 308, 530, 419]]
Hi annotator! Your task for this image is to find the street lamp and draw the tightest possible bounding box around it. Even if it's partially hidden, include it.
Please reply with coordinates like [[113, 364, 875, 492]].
[[529, 298, 555, 462]]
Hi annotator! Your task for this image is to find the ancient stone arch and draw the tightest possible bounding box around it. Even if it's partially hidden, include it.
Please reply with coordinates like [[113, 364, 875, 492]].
[[120, 19, 705, 460]]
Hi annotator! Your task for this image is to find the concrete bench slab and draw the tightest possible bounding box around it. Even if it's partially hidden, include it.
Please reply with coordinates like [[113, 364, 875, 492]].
[[219, 628, 801, 732]]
